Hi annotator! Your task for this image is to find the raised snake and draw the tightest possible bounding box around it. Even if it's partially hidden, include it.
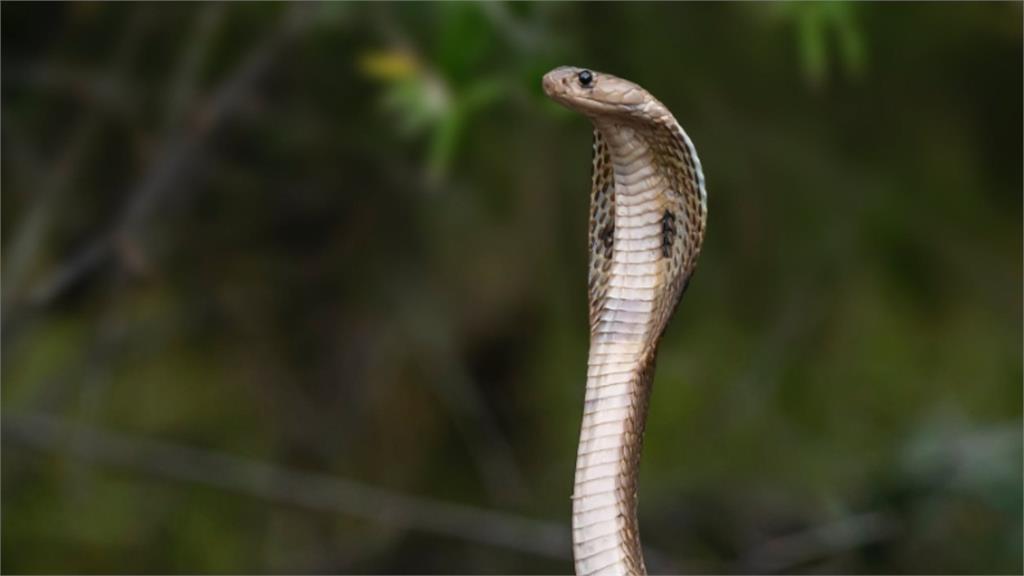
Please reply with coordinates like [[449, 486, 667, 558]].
[[542, 66, 708, 576]]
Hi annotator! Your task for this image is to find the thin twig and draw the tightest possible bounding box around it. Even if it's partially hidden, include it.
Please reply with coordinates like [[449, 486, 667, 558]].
[[3, 63, 137, 122], [20, 6, 314, 313], [738, 511, 900, 573], [163, 3, 226, 132], [58, 0, 232, 513], [1, 5, 155, 313], [3, 411, 572, 560], [402, 297, 531, 506]]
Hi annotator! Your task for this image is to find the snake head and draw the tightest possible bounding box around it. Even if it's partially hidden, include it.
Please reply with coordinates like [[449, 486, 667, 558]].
[[542, 66, 651, 118]]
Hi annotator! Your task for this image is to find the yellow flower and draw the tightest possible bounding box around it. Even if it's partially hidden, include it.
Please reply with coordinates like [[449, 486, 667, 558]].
[[358, 51, 418, 81]]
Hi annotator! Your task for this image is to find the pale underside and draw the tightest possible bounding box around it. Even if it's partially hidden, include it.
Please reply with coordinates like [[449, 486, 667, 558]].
[[573, 110, 706, 576]]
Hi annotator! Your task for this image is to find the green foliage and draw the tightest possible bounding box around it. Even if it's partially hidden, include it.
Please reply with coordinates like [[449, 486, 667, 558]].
[[775, 2, 867, 87]]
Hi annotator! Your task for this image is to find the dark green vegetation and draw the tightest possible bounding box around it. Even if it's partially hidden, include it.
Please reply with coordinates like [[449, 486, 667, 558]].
[[2, 3, 1021, 573]]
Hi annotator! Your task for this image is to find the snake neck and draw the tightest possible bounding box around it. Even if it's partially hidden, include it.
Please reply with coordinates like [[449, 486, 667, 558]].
[[572, 119, 705, 576]]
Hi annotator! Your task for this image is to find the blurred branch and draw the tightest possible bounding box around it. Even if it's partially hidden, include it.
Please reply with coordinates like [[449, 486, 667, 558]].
[[1, 5, 155, 314], [3, 411, 572, 561], [401, 297, 530, 506], [737, 511, 900, 573], [3, 63, 138, 120], [163, 2, 226, 132], [16, 6, 315, 315]]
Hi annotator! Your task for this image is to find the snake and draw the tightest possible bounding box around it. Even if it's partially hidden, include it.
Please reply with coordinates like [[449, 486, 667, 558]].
[[543, 66, 708, 576]]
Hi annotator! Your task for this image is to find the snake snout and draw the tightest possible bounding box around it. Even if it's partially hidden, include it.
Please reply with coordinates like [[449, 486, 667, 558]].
[[541, 71, 561, 97], [542, 66, 579, 99]]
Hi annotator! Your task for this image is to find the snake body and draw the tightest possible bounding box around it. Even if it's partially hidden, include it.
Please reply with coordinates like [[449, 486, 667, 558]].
[[543, 67, 707, 576]]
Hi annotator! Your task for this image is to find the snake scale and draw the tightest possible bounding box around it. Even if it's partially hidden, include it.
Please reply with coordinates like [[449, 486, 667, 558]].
[[543, 66, 708, 576]]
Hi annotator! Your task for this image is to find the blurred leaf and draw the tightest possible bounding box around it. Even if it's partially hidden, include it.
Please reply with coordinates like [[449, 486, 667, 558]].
[[834, 5, 866, 78], [776, 2, 868, 87], [434, 3, 493, 84], [428, 107, 462, 182], [461, 76, 505, 114], [798, 7, 828, 87]]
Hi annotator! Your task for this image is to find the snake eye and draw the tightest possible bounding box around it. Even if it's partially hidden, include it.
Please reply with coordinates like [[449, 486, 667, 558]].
[[578, 70, 593, 87]]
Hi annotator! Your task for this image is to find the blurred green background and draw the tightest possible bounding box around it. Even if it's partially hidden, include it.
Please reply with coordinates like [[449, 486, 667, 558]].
[[2, 2, 1021, 574]]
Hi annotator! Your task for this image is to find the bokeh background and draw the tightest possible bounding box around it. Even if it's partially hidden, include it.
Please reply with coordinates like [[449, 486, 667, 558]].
[[2, 2, 1021, 574]]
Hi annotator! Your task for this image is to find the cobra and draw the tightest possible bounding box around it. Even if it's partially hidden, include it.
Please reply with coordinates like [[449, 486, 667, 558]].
[[543, 66, 708, 576]]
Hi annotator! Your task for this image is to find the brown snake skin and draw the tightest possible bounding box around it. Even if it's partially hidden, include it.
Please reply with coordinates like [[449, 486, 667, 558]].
[[543, 67, 707, 576]]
